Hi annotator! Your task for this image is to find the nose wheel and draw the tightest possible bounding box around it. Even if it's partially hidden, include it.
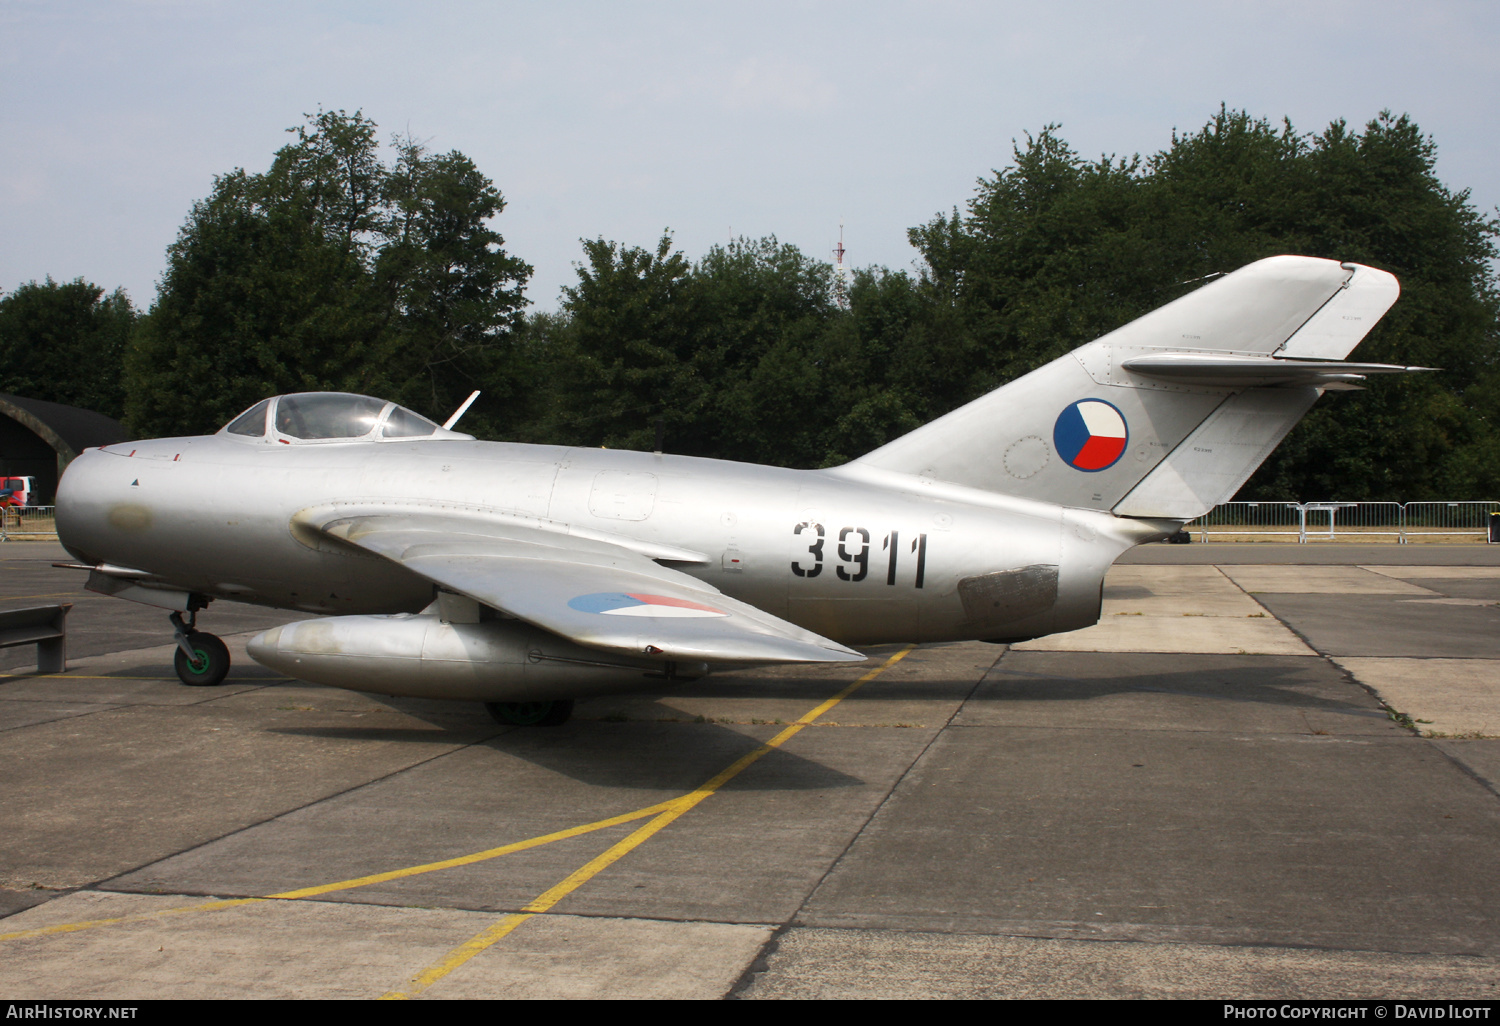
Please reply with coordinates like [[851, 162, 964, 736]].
[[170, 610, 230, 687]]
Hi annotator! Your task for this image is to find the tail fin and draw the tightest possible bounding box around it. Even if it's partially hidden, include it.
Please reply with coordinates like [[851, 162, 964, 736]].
[[852, 256, 1410, 518]]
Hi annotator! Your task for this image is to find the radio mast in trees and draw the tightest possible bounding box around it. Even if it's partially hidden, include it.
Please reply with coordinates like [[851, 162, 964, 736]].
[[833, 221, 849, 309]]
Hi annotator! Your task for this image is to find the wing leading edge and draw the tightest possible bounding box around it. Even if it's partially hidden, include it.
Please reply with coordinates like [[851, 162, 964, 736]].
[[307, 510, 865, 666]]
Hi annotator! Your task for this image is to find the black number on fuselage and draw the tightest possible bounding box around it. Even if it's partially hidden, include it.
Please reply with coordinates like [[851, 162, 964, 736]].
[[836, 527, 870, 582], [793, 524, 924, 588], [791, 522, 825, 577]]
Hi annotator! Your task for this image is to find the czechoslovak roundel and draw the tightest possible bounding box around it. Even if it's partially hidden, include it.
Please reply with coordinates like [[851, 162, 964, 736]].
[[567, 593, 729, 618], [1053, 399, 1128, 472]]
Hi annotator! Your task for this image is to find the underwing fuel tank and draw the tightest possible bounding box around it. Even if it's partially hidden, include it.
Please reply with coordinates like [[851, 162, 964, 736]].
[[247, 614, 701, 702]]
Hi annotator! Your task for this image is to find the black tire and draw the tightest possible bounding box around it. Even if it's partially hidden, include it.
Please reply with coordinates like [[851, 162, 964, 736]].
[[485, 699, 574, 727], [174, 632, 230, 686]]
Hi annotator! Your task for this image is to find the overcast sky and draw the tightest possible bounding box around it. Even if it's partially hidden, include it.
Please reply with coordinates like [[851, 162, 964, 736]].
[[3, 1, 1496, 311]]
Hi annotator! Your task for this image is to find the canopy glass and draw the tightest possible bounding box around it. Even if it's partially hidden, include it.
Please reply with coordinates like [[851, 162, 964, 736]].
[[220, 393, 446, 442]]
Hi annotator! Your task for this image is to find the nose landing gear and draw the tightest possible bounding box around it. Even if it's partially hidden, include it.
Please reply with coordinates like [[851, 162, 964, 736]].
[[170, 610, 230, 687]]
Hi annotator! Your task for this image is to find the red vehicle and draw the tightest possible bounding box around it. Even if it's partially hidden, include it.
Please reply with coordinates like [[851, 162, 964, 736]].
[[0, 476, 36, 507]]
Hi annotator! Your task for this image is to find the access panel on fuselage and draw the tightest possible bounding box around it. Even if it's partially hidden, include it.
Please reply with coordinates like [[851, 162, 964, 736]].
[[354, 443, 561, 518]]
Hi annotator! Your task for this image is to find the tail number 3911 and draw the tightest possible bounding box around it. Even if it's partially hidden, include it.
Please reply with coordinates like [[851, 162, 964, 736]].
[[791, 522, 926, 588]]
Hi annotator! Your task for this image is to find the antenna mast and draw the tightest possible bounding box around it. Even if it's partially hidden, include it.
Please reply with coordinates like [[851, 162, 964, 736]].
[[833, 221, 849, 310]]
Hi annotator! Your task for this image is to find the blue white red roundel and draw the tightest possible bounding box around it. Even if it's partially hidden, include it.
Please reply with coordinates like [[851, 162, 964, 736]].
[[1053, 399, 1128, 472], [567, 592, 728, 618]]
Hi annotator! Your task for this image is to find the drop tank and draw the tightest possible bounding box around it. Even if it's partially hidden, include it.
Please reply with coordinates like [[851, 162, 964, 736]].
[[248, 614, 702, 701]]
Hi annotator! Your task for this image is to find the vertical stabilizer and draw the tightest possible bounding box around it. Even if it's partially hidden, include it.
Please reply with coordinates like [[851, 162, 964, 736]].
[[1111, 388, 1318, 519], [850, 256, 1404, 517], [1275, 263, 1400, 360]]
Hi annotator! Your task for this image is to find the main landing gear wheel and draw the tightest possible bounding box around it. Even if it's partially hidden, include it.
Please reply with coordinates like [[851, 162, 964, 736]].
[[485, 699, 574, 727], [174, 631, 230, 687]]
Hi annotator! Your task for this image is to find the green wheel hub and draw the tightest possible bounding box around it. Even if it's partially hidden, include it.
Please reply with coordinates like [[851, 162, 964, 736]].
[[173, 631, 231, 687]]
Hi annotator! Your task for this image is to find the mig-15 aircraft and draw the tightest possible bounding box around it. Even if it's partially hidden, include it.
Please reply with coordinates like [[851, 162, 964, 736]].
[[55, 255, 1421, 725]]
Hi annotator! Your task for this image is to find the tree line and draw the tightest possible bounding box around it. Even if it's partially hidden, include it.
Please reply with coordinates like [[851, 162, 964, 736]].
[[2, 106, 1496, 500]]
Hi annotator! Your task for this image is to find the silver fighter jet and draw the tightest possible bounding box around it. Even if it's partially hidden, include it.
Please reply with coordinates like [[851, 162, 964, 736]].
[[55, 256, 1422, 725]]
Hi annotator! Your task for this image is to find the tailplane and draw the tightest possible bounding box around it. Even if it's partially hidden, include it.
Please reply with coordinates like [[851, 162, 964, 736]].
[[852, 256, 1423, 518]]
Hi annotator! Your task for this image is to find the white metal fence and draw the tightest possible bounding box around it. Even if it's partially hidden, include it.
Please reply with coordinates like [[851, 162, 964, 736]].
[[1190, 501, 1304, 540], [1186, 501, 1500, 543], [0, 505, 58, 541], [1401, 501, 1500, 542]]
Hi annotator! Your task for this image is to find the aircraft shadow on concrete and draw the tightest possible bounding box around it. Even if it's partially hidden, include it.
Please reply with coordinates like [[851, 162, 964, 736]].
[[1102, 585, 1155, 599], [249, 683, 867, 792], [976, 658, 1390, 720], [40, 650, 1377, 722]]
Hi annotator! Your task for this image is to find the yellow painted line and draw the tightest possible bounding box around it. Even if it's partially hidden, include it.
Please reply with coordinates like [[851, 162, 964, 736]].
[[0, 645, 913, 958], [0, 593, 84, 601], [0, 897, 265, 942], [0, 800, 675, 943], [264, 799, 681, 900], [381, 645, 914, 999]]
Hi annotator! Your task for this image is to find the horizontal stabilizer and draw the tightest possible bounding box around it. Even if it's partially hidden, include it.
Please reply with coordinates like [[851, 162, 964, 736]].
[[1121, 353, 1435, 388]]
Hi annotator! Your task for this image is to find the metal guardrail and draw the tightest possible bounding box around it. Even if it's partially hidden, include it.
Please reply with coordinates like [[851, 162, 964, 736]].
[[1187, 501, 1500, 543], [1304, 500, 1405, 542], [1402, 501, 1500, 542], [0, 505, 58, 541], [0, 603, 71, 672], [1191, 501, 1304, 539]]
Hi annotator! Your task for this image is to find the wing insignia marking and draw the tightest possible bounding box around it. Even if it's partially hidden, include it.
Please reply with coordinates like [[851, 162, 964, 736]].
[[568, 592, 730, 618]]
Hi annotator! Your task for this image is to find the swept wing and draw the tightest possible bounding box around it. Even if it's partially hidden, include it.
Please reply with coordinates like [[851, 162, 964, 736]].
[[306, 509, 864, 666]]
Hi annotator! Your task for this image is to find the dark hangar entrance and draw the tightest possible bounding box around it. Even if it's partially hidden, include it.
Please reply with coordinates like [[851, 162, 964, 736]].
[[0, 394, 127, 504]]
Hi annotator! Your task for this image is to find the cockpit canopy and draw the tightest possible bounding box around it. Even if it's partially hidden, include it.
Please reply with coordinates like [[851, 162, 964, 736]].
[[219, 393, 474, 444]]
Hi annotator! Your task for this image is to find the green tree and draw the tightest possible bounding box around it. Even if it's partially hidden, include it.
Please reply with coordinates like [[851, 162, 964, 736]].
[[817, 267, 927, 465], [531, 235, 935, 468], [535, 233, 855, 466], [0, 277, 135, 418], [909, 127, 1150, 394], [371, 139, 534, 433], [686, 236, 838, 464], [125, 109, 531, 439], [540, 233, 699, 452]]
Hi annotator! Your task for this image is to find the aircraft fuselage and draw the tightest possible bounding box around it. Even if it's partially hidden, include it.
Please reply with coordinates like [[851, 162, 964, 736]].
[[57, 434, 1162, 648]]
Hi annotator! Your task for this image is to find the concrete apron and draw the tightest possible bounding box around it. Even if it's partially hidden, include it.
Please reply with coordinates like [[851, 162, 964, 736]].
[[0, 559, 1498, 998]]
